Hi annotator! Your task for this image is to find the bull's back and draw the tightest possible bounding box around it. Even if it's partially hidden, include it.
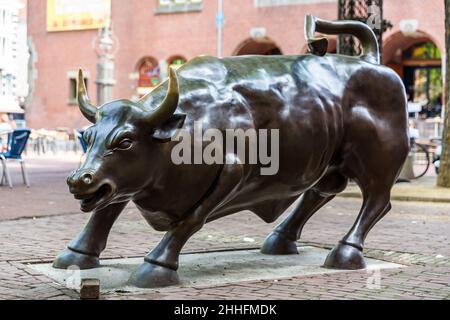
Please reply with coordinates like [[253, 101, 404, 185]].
[[177, 56, 352, 222], [152, 55, 406, 223], [207, 55, 407, 222]]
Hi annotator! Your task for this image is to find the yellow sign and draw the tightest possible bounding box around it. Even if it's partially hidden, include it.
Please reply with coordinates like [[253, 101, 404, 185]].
[[46, 0, 111, 32]]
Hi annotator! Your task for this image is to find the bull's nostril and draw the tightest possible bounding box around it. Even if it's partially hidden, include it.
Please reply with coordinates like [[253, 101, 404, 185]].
[[67, 171, 76, 185], [81, 173, 93, 185]]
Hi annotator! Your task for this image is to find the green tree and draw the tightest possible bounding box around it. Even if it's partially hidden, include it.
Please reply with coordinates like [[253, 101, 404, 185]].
[[437, 0, 450, 187]]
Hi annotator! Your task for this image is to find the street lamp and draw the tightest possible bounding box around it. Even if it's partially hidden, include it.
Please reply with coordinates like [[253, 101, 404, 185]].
[[216, 0, 224, 58], [92, 22, 119, 105]]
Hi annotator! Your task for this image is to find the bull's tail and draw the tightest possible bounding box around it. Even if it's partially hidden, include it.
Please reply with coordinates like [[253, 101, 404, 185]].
[[304, 14, 379, 64]]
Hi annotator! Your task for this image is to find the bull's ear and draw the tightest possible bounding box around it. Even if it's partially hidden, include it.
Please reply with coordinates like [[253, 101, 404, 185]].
[[152, 113, 186, 142]]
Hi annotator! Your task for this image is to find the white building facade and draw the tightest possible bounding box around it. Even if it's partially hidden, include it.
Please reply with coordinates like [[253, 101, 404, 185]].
[[0, 0, 28, 114]]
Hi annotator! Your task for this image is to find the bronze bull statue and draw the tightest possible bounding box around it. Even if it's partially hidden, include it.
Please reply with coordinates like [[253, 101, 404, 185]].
[[53, 15, 409, 288]]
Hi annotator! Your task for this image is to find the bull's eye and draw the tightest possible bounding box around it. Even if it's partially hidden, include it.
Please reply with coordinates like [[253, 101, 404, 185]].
[[116, 138, 133, 150]]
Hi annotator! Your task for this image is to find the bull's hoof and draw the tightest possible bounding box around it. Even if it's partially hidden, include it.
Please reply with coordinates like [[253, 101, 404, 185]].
[[52, 248, 100, 270], [130, 261, 180, 288], [323, 242, 366, 270], [260, 232, 299, 255]]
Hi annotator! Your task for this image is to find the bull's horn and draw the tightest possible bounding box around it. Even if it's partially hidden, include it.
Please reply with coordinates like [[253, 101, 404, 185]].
[[144, 66, 180, 125], [77, 69, 97, 123]]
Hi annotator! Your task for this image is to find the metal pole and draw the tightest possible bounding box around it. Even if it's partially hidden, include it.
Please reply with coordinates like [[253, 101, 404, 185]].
[[94, 22, 118, 105], [216, 0, 224, 58]]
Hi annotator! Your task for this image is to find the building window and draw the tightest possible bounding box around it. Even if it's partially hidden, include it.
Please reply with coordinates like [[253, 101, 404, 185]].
[[0, 70, 3, 95], [403, 42, 442, 61], [168, 55, 187, 70], [4, 75, 13, 96], [136, 57, 161, 97], [0, 37, 5, 57], [255, 0, 337, 7], [156, 0, 203, 14], [0, 9, 8, 27], [69, 76, 88, 105], [401, 42, 443, 118]]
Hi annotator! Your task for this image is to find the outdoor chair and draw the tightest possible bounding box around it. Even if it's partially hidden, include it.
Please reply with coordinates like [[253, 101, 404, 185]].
[[0, 129, 31, 188], [75, 129, 87, 166], [76, 129, 87, 153]]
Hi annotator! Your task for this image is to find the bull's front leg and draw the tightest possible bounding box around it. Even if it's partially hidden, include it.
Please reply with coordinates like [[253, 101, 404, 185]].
[[53, 201, 128, 269], [130, 163, 243, 288]]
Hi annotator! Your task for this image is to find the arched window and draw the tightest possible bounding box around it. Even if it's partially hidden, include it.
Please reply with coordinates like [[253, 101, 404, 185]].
[[301, 38, 337, 55], [403, 42, 442, 61], [168, 55, 187, 70], [385, 38, 443, 118], [136, 57, 160, 97]]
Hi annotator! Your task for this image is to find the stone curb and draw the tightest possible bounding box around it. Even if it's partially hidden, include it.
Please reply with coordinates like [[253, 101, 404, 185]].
[[338, 192, 450, 204]]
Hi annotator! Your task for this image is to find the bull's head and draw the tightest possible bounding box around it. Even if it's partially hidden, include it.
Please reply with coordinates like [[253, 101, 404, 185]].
[[67, 67, 185, 212]]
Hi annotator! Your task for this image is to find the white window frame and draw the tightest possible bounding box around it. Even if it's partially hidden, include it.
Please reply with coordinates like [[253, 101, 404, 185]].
[[255, 0, 337, 8]]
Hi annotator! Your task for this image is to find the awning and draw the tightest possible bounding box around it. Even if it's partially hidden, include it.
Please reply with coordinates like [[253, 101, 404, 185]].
[[0, 96, 24, 114]]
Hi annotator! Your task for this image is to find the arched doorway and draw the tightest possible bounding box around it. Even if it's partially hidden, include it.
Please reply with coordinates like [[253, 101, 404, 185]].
[[167, 55, 187, 70], [233, 37, 282, 56], [384, 32, 443, 119], [300, 37, 337, 54], [136, 56, 161, 97]]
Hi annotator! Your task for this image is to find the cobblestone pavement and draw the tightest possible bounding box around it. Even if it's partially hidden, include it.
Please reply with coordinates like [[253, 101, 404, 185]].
[[0, 157, 449, 299]]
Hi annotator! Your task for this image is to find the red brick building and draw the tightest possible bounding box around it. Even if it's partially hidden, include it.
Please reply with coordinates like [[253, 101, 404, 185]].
[[26, 0, 445, 129]]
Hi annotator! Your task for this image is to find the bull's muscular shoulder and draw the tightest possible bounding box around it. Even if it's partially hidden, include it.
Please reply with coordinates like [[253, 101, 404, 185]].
[[177, 56, 228, 84]]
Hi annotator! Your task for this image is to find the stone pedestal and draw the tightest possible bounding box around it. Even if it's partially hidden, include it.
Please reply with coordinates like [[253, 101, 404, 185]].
[[399, 153, 415, 180]]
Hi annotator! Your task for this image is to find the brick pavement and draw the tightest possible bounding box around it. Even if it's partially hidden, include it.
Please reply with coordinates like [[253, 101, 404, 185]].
[[0, 157, 449, 299], [0, 155, 80, 220], [0, 197, 449, 300]]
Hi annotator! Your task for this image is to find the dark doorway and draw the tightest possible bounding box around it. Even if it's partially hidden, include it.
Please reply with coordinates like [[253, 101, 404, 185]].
[[234, 38, 282, 56]]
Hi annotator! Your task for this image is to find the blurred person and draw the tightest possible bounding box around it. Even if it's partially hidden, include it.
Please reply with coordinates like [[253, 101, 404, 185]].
[[408, 120, 420, 141], [432, 93, 443, 118], [0, 113, 16, 152], [0, 113, 15, 133]]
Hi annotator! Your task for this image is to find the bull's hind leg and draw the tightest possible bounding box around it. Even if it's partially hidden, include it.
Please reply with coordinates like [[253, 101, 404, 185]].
[[323, 65, 409, 269], [261, 172, 348, 255], [324, 115, 407, 269], [323, 189, 391, 270], [53, 202, 128, 269], [323, 149, 405, 269]]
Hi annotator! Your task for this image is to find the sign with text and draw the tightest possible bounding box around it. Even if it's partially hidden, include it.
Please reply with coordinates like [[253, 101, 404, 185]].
[[46, 0, 111, 32]]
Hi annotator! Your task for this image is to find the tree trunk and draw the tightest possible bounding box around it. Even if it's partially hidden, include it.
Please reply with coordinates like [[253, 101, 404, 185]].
[[437, 0, 450, 187]]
